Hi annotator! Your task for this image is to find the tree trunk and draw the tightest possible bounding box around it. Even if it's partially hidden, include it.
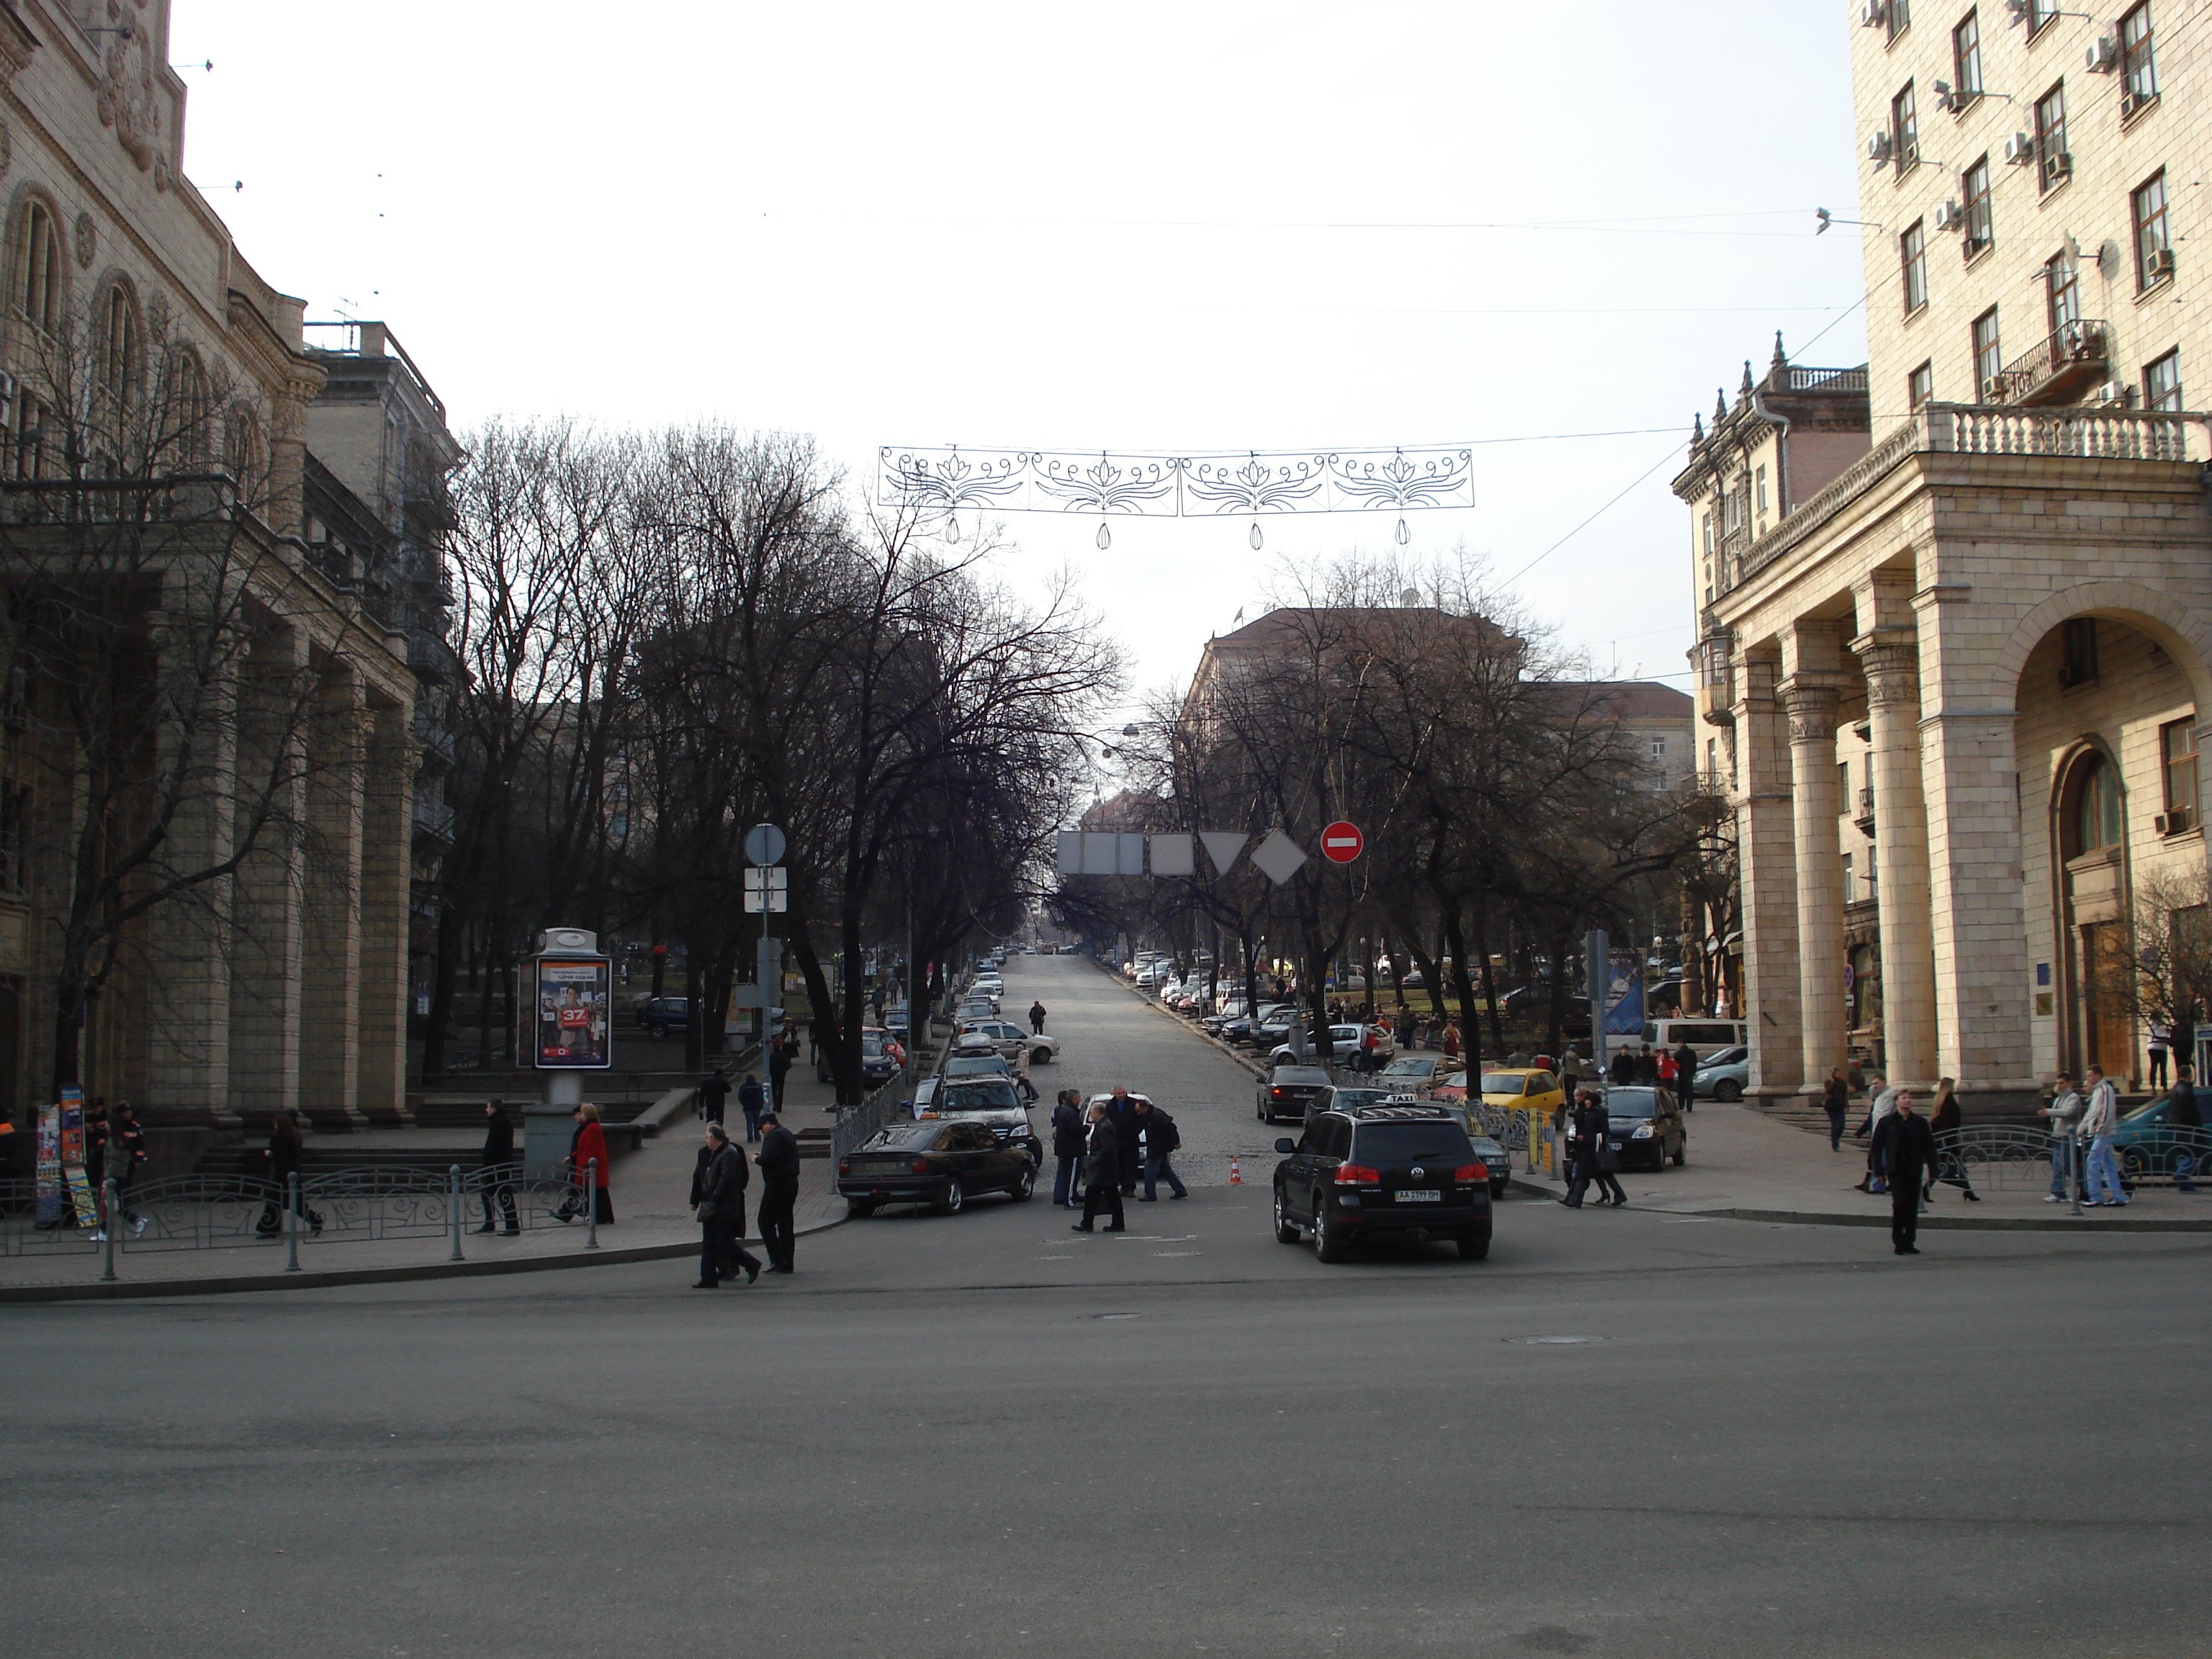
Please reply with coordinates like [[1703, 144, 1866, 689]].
[[1442, 909, 1481, 1074], [422, 898, 467, 1080]]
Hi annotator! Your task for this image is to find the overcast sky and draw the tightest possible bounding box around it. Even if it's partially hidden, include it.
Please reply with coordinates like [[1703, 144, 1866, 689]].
[[171, 1, 1866, 714]]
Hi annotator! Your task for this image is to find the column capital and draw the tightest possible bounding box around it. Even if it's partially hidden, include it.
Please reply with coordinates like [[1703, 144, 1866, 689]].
[[1778, 675, 1848, 744], [1850, 624, 1920, 709]]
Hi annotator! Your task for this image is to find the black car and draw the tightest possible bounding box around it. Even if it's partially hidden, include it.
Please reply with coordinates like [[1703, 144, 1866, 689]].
[[1258, 1064, 1335, 1123], [1599, 1086, 1686, 1170], [1272, 1105, 1492, 1262], [930, 1076, 1043, 1166], [634, 996, 691, 1037], [836, 1119, 1035, 1216]]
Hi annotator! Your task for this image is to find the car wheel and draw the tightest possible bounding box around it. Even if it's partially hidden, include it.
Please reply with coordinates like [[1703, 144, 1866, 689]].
[[1671, 1140, 1686, 1167], [845, 1199, 878, 1218], [1312, 1197, 1346, 1263], [1272, 1186, 1299, 1244], [646, 1022, 665, 1039], [936, 1179, 965, 1216], [1007, 1166, 1035, 1202], [1715, 1079, 1742, 1102], [1031, 1048, 1051, 1066], [1457, 1232, 1489, 1261]]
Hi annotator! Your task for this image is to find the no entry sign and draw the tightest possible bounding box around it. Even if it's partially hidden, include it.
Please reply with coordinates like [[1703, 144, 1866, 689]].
[[1321, 821, 1364, 863]]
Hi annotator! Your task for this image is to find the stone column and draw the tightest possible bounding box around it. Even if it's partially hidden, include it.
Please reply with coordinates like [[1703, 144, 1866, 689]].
[[300, 667, 367, 1131], [227, 626, 309, 1127], [354, 696, 415, 1125], [1732, 652, 1802, 1096], [1781, 676, 1847, 1093], [1853, 606, 1938, 1089]]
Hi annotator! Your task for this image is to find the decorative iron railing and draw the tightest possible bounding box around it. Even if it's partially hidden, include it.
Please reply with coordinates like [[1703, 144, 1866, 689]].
[[1983, 318, 2108, 406]]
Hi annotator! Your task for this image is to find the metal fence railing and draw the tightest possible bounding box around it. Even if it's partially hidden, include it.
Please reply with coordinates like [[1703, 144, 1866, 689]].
[[830, 1076, 916, 1161], [1936, 1125, 2211, 1190], [0, 1159, 609, 1277]]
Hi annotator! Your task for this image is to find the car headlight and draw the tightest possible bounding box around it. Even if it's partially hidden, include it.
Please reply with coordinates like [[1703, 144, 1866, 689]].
[[1631, 1124, 1653, 1139]]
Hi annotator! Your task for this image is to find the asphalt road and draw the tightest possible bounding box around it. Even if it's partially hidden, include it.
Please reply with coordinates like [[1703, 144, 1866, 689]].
[[6, 956, 2206, 1659]]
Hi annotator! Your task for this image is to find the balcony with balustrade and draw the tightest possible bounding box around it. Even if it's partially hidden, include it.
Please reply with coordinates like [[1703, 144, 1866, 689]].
[[1983, 320, 2110, 408]]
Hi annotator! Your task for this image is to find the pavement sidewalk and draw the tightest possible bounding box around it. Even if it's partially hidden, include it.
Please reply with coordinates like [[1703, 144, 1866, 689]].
[[1510, 1098, 2212, 1231]]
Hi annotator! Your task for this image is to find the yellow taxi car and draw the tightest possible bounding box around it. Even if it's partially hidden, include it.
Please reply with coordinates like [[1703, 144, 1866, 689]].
[[1478, 1068, 1565, 1118]]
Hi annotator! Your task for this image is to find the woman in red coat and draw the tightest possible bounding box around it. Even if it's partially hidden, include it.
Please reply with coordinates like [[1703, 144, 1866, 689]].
[[568, 1103, 614, 1225]]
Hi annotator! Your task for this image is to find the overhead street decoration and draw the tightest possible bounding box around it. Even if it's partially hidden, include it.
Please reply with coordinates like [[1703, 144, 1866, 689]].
[[1058, 827, 1349, 888], [878, 444, 1474, 547]]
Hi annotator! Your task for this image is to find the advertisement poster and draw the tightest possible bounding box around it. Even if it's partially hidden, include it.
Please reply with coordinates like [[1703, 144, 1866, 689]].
[[1601, 950, 1646, 1038], [534, 957, 611, 1069], [34, 1102, 63, 1226]]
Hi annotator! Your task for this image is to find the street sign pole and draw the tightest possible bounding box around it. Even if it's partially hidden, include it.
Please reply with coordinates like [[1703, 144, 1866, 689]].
[[1585, 929, 1608, 1093]]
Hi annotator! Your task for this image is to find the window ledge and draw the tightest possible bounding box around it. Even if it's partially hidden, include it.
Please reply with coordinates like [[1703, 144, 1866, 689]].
[[1948, 91, 1984, 120], [2159, 824, 2202, 845], [1903, 300, 1930, 325], [2036, 173, 2074, 206], [1963, 240, 1995, 269], [2121, 91, 2161, 130], [1892, 158, 1923, 186], [2134, 273, 2177, 306]]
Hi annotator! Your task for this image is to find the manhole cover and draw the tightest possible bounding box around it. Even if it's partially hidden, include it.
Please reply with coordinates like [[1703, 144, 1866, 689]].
[[1506, 1335, 1605, 1345]]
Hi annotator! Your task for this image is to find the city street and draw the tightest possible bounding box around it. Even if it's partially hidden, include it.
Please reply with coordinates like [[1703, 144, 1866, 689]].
[[4, 957, 2206, 1658]]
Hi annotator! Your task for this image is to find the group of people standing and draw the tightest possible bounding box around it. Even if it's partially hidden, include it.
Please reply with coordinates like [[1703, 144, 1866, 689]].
[[1050, 1084, 1184, 1231], [689, 1114, 801, 1287]]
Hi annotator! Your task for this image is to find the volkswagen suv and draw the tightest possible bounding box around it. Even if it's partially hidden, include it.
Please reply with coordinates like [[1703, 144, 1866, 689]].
[[1271, 1103, 1492, 1262]]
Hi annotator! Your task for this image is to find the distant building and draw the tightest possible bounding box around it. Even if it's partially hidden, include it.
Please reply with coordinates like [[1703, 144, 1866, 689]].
[[1551, 681, 1696, 793]]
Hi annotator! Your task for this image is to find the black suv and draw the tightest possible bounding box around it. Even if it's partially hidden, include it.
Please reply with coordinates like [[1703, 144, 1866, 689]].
[[1272, 1105, 1492, 1262]]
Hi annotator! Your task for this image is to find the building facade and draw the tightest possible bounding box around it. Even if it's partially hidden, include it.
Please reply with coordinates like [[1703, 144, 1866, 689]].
[[1683, 1, 2212, 1107], [0, 2, 449, 1139]]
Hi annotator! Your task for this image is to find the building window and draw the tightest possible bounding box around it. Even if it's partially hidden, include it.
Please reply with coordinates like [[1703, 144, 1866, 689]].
[[1901, 220, 1928, 314], [2028, 0, 2059, 35], [1754, 467, 1768, 513], [1973, 307, 2003, 400], [1892, 82, 1920, 173], [98, 284, 140, 412], [2033, 83, 2069, 192], [0, 781, 25, 895], [2161, 717, 2198, 820], [2134, 171, 2171, 289], [1962, 156, 1993, 253], [2071, 753, 2124, 854], [1888, 0, 1912, 40], [1701, 512, 1713, 556], [2061, 616, 2099, 688], [1908, 360, 1934, 410], [12, 390, 48, 480], [2121, 4, 2158, 114], [1953, 10, 1982, 102], [2144, 349, 2182, 412], [2046, 251, 2081, 336], [12, 199, 61, 336], [1838, 760, 1852, 804], [1841, 852, 1855, 905]]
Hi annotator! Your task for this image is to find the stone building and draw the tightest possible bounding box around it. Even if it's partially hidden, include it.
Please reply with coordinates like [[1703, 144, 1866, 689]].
[[0, 2, 448, 1141], [1680, 1, 2212, 1107]]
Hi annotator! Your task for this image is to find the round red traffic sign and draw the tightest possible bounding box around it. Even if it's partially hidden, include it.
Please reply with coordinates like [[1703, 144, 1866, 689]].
[[1320, 821, 1364, 863]]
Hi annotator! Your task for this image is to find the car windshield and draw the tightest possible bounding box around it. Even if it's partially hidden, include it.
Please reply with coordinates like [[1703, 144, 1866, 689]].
[[1467, 1136, 1507, 1159], [938, 1081, 1021, 1113], [1604, 1090, 1660, 1120], [1353, 1123, 1474, 1164], [1479, 1074, 1529, 1094], [861, 1034, 889, 1058], [1380, 1057, 1431, 1075], [1330, 1089, 1394, 1111], [1701, 1047, 1747, 1066]]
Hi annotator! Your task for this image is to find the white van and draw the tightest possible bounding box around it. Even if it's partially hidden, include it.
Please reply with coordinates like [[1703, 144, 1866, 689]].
[[1643, 1019, 1748, 1061]]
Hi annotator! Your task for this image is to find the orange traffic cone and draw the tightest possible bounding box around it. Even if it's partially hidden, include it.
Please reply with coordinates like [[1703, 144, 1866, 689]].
[[1228, 1155, 1242, 1184]]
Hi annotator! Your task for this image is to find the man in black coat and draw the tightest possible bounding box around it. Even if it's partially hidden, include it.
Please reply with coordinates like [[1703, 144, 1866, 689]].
[[1050, 1090, 1086, 1207], [696, 1068, 731, 1125], [1872, 1089, 1938, 1254], [768, 1040, 795, 1111], [1029, 1000, 1048, 1035], [1608, 1048, 1636, 1086], [1106, 1084, 1142, 1195], [1132, 1098, 1187, 1200], [691, 1123, 760, 1287], [1072, 1103, 1125, 1233], [754, 1112, 801, 1272], [1672, 1042, 1700, 1114], [2166, 1064, 2200, 1193], [475, 1100, 520, 1234]]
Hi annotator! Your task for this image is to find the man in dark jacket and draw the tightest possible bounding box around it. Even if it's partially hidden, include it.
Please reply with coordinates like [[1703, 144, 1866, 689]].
[[768, 1040, 795, 1112], [1672, 1042, 1700, 1114], [737, 1074, 767, 1142], [2166, 1065, 2200, 1193], [1608, 1048, 1636, 1085], [1050, 1090, 1086, 1207], [1132, 1099, 1187, 1200], [1872, 1089, 1938, 1254], [1633, 1045, 1661, 1085], [754, 1112, 801, 1272], [1107, 1085, 1142, 1196], [105, 1102, 148, 1236], [1029, 999, 1048, 1035], [1072, 1103, 1125, 1233], [475, 1100, 520, 1234], [697, 1068, 731, 1125], [691, 1123, 760, 1287]]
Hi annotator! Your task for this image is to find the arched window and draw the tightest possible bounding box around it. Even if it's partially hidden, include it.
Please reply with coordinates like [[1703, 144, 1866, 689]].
[[12, 199, 61, 335], [161, 349, 212, 465], [224, 401, 264, 488], [98, 282, 140, 410], [2070, 752, 2125, 856]]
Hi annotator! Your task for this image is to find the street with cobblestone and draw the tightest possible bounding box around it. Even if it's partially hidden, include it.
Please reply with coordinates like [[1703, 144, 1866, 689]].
[[4, 954, 2206, 1659]]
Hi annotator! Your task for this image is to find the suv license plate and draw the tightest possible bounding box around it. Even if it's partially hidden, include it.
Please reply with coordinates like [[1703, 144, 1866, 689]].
[[1394, 1189, 1442, 1202]]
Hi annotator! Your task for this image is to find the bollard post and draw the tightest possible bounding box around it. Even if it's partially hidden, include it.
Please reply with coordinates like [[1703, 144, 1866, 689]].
[[2069, 1133, 2085, 1217], [285, 1173, 302, 1272], [100, 1179, 119, 1282], [449, 1165, 464, 1262], [584, 1158, 600, 1249]]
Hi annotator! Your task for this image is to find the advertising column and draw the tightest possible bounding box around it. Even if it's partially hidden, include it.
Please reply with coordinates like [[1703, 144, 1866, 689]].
[[523, 929, 613, 1170]]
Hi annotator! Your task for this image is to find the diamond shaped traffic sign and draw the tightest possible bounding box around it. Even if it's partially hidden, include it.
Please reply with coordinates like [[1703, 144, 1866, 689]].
[[1249, 828, 1309, 886]]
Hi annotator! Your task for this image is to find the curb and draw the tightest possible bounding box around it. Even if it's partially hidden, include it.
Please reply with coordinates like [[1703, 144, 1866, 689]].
[[0, 1214, 847, 1305], [1502, 1174, 2212, 1233]]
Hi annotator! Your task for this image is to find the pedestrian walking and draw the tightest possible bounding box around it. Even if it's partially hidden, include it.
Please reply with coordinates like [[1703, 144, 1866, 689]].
[[2147, 1025, 2170, 1089], [254, 1109, 321, 1238], [690, 1122, 760, 1287], [1586, 1093, 1627, 1206], [566, 1103, 613, 1226], [474, 1100, 521, 1235], [768, 1038, 794, 1112], [1106, 1085, 1141, 1195], [806, 1017, 823, 1066], [1924, 1079, 1981, 1202], [2165, 1065, 2200, 1193], [1673, 1041, 1700, 1114], [1029, 999, 1048, 1035], [104, 1102, 147, 1236], [2040, 1073, 2083, 1202], [697, 1066, 731, 1125], [755, 1112, 801, 1272], [1439, 1021, 1462, 1064], [1131, 1099, 1187, 1200], [1856, 1076, 1896, 1194], [738, 1072, 766, 1142], [1822, 1069, 1851, 1152], [1071, 1102, 1125, 1233], [2080, 1064, 2128, 1207], [1050, 1089, 1086, 1206], [1633, 1044, 1660, 1086], [1871, 1089, 1937, 1254]]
